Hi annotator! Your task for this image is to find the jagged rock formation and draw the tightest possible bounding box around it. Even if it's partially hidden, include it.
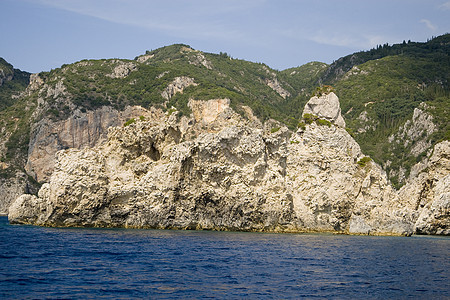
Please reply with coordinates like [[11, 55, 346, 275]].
[[106, 61, 137, 79], [25, 105, 158, 183], [303, 92, 346, 127], [161, 76, 198, 100], [398, 141, 450, 235], [9, 94, 449, 235], [0, 173, 35, 214]]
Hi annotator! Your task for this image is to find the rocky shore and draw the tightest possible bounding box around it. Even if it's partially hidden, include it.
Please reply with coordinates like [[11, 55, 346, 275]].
[[8, 93, 449, 235]]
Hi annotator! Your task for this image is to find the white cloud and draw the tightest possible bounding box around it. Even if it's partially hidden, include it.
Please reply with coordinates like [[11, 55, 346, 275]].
[[420, 19, 437, 31], [439, 1, 450, 10], [310, 34, 359, 48], [306, 31, 394, 50], [34, 0, 263, 42]]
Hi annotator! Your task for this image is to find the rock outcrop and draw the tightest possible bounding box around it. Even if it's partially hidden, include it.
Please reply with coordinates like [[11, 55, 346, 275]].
[[0, 68, 13, 86], [9, 93, 448, 235], [106, 61, 137, 79], [26, 105, 160, 182], [303, 92, 346, 127], [161, 77, 198, 100], [265, 78, 291, 99], [0, 173, 33, 215], [399, 141, 450, 235], [188, 98, 231, 125]]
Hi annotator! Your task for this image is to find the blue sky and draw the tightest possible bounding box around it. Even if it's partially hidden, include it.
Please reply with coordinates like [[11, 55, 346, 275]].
[[1, 0, 449, 73]]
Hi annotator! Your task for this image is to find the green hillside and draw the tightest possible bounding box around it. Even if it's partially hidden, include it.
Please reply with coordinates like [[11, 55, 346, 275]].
[[41, 44, 296, 123], [278, 61, 329, 123], [327, 35, 450, 187], [0, 58, 30, 111], [320, 34, 450, 84]]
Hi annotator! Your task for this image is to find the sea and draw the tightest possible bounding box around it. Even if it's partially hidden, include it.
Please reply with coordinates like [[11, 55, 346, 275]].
[[0, 216, 449, 299]]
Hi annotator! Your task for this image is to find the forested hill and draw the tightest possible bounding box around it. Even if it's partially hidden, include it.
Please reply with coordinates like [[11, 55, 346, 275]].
[[324, 34, 449, 187], [320, 34, 450, 84]]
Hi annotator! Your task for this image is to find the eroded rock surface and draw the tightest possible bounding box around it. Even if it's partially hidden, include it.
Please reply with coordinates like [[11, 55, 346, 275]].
[[161, 77, 197, 100], [303, 92, 346, 127], [26, 106, 161, 182], [9, 94, 449, 235]]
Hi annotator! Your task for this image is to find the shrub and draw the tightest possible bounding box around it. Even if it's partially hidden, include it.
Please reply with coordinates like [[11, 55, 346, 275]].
[[302, 114, 332, 127], [167, 107, 177, 116], [316, 119, 331, 127], [271, 127, 281, 133], [357, 156, 372, 167], [303, 113, 316, 124], [312, 85, 335, 97], [123, 118, 136, 127], [345, 127, 355, 137], [298, 121, 306, 130]]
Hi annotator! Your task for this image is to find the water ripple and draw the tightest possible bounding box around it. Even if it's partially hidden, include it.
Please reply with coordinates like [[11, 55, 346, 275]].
[[0, 217, 449, 299]]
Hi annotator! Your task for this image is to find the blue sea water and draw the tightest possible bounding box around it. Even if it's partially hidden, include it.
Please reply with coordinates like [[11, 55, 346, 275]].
[[0, 216, 449, 299]]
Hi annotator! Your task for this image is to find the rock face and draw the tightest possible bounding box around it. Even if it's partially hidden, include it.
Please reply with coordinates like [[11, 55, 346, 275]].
[[0, 173, 32, 215], [26, 105, 160, 182], [399, 141, 450, 235], [161, 77, 198, 100], [265, 78, 291, 99], [189, 98, 230, 124], [106, 61, 137, 79], [8, 94, 449, 235], [303, 92, 346, 127], [0, 68, 13, 86]]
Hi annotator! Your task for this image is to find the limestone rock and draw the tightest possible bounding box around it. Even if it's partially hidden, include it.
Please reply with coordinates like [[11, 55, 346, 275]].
[[414, 175, 450, 235], [399, 140, 450, 235], [106, 61, 137, 78], [265, 78, 291, 99], [388, 103, 436, 155], [303, 92, 346, 127], [8, 96, 449, 236], [0, 65, 13, 86], [187, 51, 213, 69], [0, 172, 34, 215], [25, 105, 161, 182], [136, 54, 154, 63], [27, 73, 44, 92], [161, 76, 198, 100], [188, 98, 230, 124]]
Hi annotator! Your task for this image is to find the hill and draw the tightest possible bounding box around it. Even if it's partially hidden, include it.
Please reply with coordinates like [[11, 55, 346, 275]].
[[0, 34, 449, 213], [0, 57, 30, 111], [327, 35, 449, 187]]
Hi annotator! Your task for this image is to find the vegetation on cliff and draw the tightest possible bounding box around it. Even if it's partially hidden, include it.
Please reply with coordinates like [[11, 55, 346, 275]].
[[0, 58, 32, 179]]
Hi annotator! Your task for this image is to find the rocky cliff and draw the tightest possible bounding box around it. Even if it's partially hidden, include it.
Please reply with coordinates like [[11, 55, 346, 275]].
[[9, 93, 449, 235], [26, 105, 160, 182], [2, 39, 449, 217]]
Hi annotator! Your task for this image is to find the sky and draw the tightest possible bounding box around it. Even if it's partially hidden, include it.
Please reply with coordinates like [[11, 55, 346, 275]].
[[1, 0, 449, 73]]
